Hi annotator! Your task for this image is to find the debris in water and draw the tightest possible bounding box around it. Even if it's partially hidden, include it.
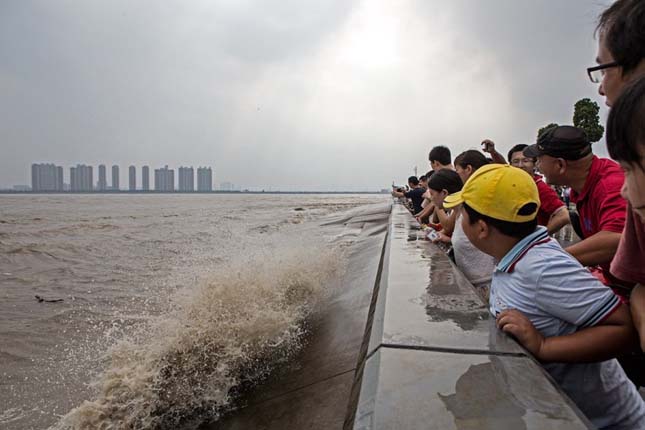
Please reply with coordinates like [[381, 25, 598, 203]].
[[35, 295, 64, 303]]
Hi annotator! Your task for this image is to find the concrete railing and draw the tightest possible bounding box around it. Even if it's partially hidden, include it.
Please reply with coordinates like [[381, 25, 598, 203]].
[[348, 202, 593, 429]]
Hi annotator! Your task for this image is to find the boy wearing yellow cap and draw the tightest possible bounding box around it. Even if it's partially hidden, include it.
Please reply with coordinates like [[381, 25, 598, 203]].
[[444, 163, 645, 429]]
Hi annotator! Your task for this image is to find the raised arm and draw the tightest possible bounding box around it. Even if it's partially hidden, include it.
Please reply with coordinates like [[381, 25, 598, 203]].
[[481, 139, 507, 164]]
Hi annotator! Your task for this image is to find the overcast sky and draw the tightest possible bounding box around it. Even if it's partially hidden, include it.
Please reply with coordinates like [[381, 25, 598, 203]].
[[0, 0, 613, 191]]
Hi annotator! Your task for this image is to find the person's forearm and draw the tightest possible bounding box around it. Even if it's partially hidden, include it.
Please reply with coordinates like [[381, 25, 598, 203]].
[[537, 323, 636, 362], [546, 207, 570, 235], [630, 284, 645, 352], [442, 210, 458, 235], [489, 149, 507, 164], [417, 204, 433, 219], [430, 210, 440, 225], [565, 230, 621, 267], [435, 207, 449, 225], [435, 208, 456, 234]]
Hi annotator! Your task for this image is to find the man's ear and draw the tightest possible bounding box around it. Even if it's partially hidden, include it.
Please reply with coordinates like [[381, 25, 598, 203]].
[[477, 219, 490, 240], [557, 158, 567, 175], [465, 165, 473, 176]]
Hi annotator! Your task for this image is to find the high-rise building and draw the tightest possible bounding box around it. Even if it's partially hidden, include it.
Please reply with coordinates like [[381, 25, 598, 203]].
[[154, 165, 174, 192], [142, 166, 150, 191], [57, 166, 63, 191], [112, 165, 120, 190], [197, 167, 213, 192], [98, 165, 107, 191], [178, 166, 194, 192], [129, 165, 136, 191], [70, 164, 93, 192], [31, 163, 64, 191]]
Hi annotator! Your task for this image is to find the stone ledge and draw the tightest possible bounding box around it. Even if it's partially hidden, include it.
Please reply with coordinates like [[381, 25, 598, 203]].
[[349, 203, 593, 429]]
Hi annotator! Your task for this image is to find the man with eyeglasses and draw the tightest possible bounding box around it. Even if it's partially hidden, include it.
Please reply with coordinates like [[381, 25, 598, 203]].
[[589, 0, 645, 107], [593, 0, 645, 387]]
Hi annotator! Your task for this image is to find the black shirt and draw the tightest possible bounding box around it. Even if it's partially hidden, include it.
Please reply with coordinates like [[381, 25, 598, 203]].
[[404, 187, 425, 214]]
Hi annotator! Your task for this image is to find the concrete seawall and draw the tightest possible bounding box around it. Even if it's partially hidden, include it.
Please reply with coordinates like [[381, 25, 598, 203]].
[[209, 202, 592, 429], [349, 202, 592, 429]]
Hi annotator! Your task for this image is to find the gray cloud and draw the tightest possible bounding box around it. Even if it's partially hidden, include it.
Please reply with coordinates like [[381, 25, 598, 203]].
[[0, 0, 614, 190]]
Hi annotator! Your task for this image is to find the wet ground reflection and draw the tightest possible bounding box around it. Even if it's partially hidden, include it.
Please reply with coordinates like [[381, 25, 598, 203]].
[[439, 355, 573, 428]]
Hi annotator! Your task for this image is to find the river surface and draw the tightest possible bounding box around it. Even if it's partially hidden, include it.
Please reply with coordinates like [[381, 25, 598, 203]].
[[0, 193, 388, 429]]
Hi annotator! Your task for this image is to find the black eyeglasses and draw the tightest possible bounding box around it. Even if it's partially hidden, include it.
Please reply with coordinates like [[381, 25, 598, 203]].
[[587, 61, 620, 83]]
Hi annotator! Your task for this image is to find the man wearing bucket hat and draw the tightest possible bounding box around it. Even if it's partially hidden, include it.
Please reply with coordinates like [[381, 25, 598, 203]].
[[523, 125, 630, 292], [443, 163, 645, 429]]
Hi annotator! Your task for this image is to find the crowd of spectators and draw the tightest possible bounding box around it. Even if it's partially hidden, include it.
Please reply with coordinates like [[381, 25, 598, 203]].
[[391, 1, 645, 427]]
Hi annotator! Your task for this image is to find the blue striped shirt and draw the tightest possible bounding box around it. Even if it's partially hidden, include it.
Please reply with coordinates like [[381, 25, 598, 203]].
[[490, 226, 645, 429], [490, 226, 620, 332]]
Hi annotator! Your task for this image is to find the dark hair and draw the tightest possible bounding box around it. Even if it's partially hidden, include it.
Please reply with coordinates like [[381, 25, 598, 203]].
[[429, 146, 452, 165], [408, 176, 419, 186], [427, 169, 462, 194], [454, 150, 489, 171], [606, 76, 645, 167], [425, 170, 434, 178], [419, 175, 427, 182], [507, 144, 531, 164], [597, 0, 645, 74], [462, 202, 538, 239]]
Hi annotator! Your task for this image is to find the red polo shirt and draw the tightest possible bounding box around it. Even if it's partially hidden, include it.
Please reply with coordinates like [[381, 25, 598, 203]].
[[570, 156, 627, 279], [534, 175, 565, 227]]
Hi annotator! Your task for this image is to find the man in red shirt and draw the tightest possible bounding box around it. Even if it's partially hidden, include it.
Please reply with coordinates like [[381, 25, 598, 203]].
[[481, 140, 569, 234], [524, 125, 628, 290]]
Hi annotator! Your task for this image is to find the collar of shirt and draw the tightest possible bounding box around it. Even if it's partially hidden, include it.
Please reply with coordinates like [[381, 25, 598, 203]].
[[496, 226, 550, 273]]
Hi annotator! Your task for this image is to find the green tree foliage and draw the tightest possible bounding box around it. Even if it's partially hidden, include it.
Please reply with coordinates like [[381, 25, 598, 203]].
[[573, 98, 604, 142], [537, 123, 559, 140]]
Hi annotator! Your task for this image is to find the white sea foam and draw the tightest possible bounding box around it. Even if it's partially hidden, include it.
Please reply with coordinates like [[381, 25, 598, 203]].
[[53, 248, 342, 430]]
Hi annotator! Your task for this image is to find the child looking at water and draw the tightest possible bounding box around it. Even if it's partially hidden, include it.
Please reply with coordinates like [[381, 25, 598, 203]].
[[444, 164, 645, 429]]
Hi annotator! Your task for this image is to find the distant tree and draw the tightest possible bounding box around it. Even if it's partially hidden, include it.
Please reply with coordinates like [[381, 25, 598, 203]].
[[573, 98, 604, 142], [537, 123, 559, 140]]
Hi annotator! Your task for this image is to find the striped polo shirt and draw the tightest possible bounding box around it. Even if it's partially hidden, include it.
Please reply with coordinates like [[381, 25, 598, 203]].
[[490, 226, 645, 429], [490, 226, 621, 332]]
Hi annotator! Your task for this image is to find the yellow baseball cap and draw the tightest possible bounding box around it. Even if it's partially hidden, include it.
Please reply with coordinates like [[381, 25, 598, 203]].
[[443, 164, 540, 222]]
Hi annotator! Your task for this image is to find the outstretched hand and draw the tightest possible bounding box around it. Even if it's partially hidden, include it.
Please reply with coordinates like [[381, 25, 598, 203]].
[[496, 309, 545, 358], [481, 139, 496, 153]]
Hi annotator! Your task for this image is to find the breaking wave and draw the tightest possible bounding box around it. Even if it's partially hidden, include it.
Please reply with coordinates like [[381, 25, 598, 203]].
[[53, 248, 342, 429]]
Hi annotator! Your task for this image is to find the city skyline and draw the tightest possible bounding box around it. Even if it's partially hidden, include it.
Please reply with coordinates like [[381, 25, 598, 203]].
[[28, 162, 216, 192]]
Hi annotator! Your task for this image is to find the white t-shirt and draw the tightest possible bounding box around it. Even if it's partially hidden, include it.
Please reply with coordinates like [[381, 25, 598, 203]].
[[490, 226, 645, 429], [452, 213, 495, 291]]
